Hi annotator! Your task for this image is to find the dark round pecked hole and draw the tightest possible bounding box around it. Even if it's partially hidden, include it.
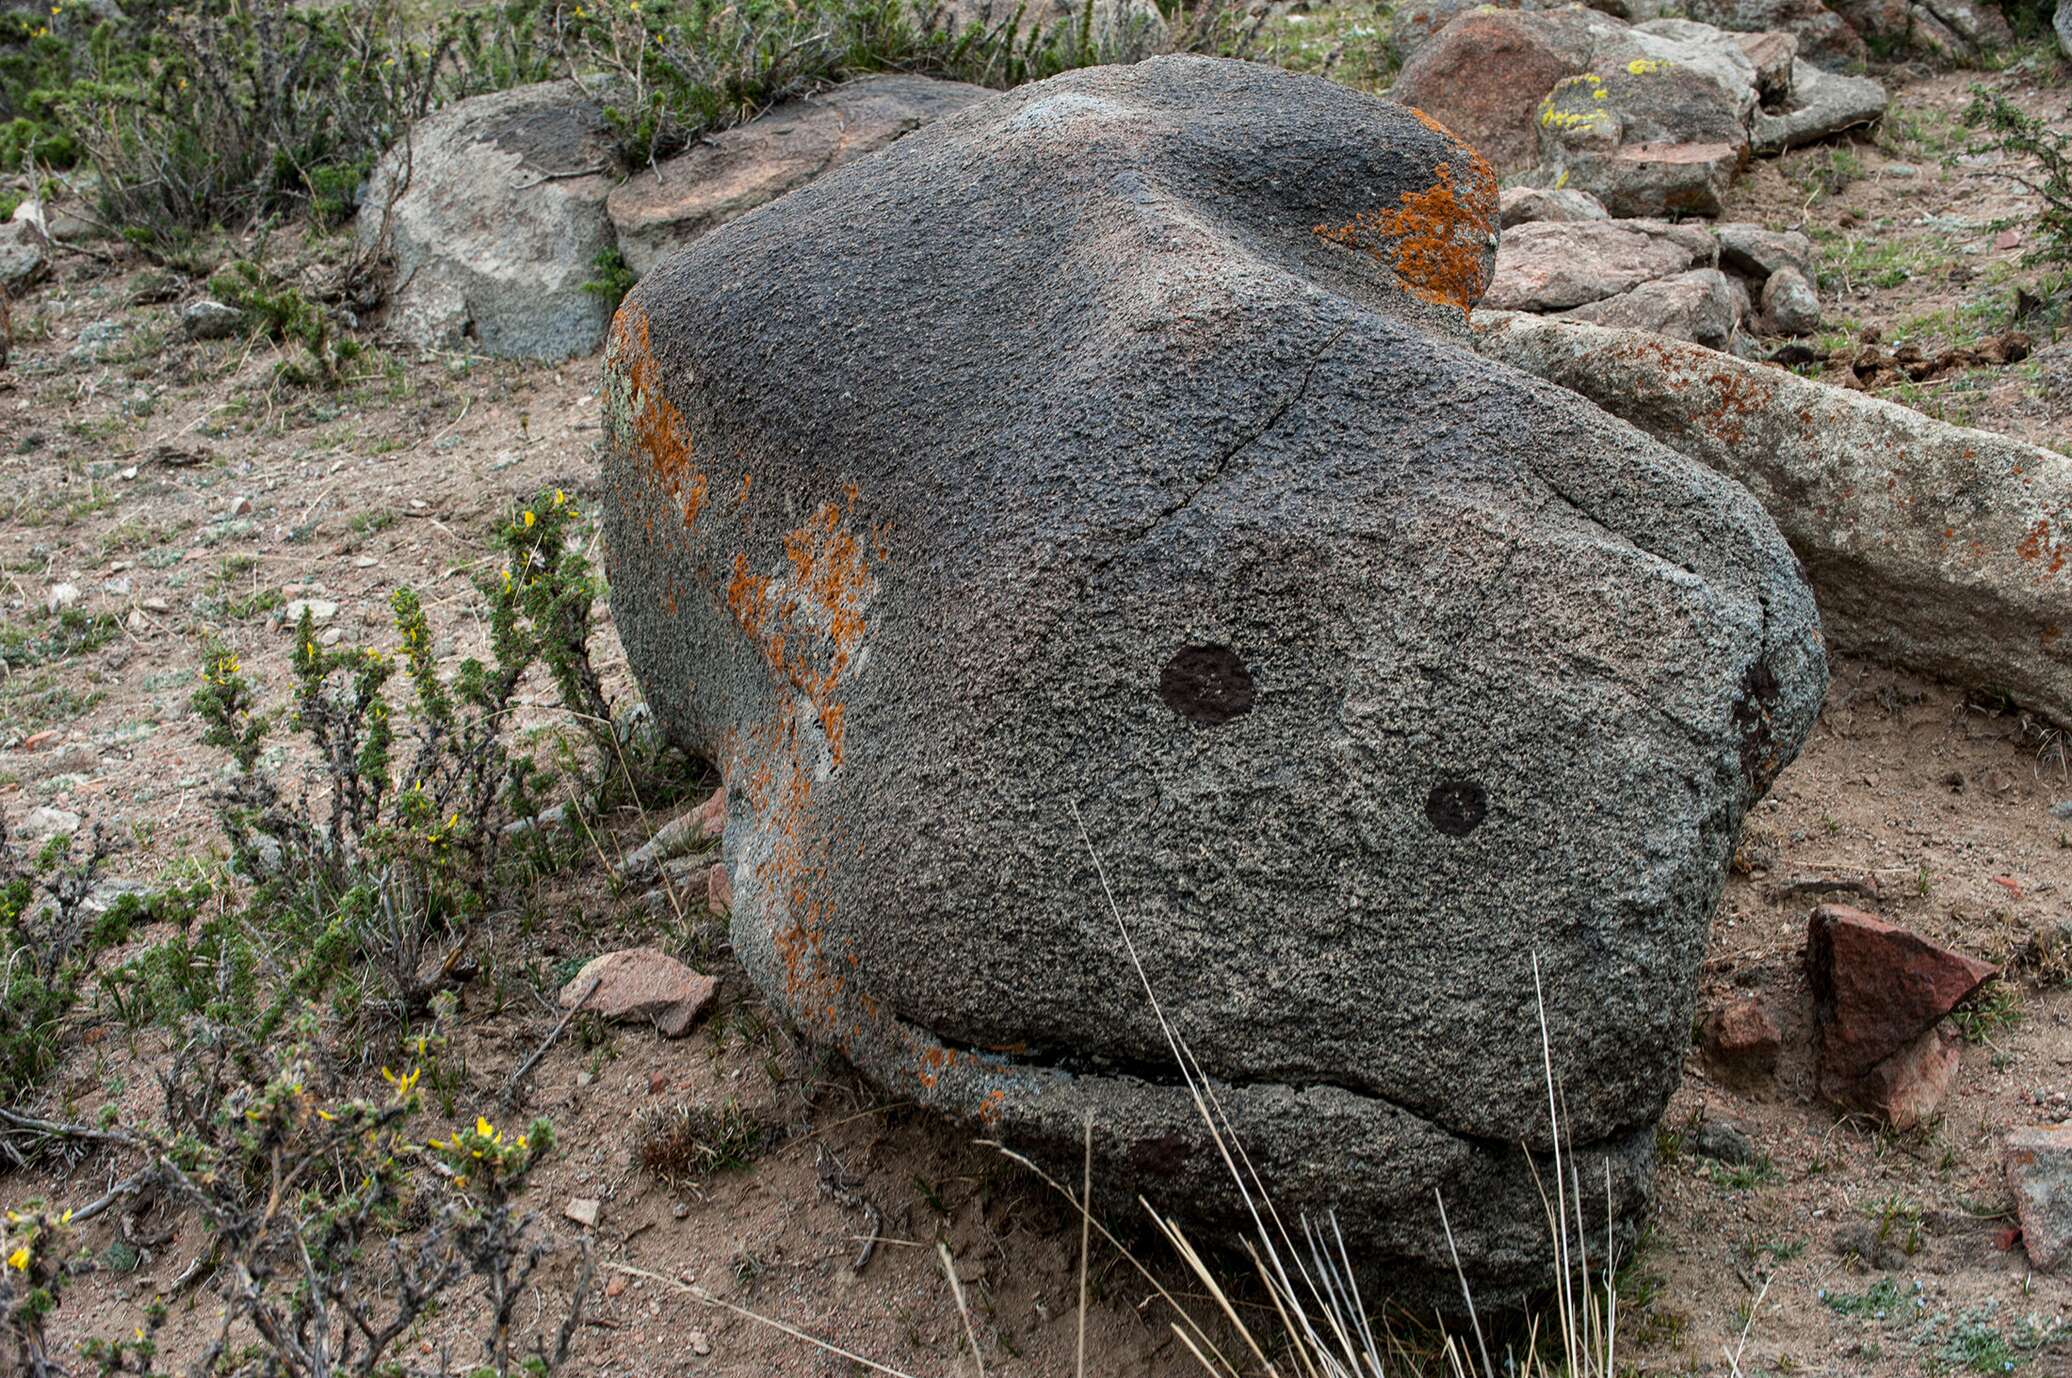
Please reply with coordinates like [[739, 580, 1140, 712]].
[[1425, 779, 1488, 836], [1158, 645, 1255, 727]]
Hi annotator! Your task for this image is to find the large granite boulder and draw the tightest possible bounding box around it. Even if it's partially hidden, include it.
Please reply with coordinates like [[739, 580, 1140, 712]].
[[1394, 7, 1765, 215], [1474, 313, 2072, 724], [601, 55, 1826, 1302], [1392, 6, 1610, 172], [607, 76, 989, 277], [360, 80, 624, 359]]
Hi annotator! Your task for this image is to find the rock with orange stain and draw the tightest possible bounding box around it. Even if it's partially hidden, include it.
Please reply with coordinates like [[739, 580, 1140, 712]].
[[598, 55, 1827, 1306], [1476, 311, 2072, 723]]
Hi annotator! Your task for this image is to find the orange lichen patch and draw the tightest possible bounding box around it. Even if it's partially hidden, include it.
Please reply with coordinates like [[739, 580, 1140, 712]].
[[1313, 156, 1496, 318], [681, 473, 710, 526], [1698, 369, 1778, 449], [607, 303, 708, 520], [2017, 517, 2068, 574], [2043, 624, 2063, 646]]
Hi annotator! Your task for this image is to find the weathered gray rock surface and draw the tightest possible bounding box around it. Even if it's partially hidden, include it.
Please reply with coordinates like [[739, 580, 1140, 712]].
[[1759, 264, 1820, 335], [1474, 312, 2072, 723], [360, 80, 623, 359], [1498, 185, 1610, 226], [1486, 215, 1820, 345], [601, 56, 1826, 1300], [1, 204, 47, 290], [607, 76, 989, 276], [1752, 60, 1888, 152], [1678, 0, 1865, 64], [1484, 218, 1716, 311], [1561, 266, 1743, 347]]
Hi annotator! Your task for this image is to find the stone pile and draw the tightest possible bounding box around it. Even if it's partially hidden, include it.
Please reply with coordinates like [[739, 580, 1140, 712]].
[[1484, 192, 1821, 347], [1393, 5, 1886, 218]]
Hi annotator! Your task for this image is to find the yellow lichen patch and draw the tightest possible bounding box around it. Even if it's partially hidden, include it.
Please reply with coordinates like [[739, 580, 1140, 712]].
[[1626, 57, 1669, 75], [1312, 154, 1497, 318], [1540, 106, 1609, 131]]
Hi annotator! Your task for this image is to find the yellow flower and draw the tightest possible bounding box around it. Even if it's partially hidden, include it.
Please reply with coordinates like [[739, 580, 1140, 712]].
[[522, 510, 536, 528], [476, 1116, 496, 1138], [452, 1174, 468, 1189], [59, 1210, 71, 1225], [553, 489, 566, 506], [6, 1247, 28, 1272], [317, 1108, 335, 1121]]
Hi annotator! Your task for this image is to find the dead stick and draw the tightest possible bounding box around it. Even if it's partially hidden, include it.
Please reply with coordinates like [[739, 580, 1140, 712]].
[[500, 977, 598, 1109]]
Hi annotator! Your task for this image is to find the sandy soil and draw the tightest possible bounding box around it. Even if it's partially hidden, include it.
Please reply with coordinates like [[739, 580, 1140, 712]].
[[1, 38, 2069, 1378]]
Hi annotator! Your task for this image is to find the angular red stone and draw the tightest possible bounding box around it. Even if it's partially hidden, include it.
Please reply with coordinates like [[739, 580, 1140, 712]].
[[1807, 905, 1996, 1081], [1700, 998, 1781, 1081], [559, 946, 717, 1038], [1831, 1026, 1958, 1132]]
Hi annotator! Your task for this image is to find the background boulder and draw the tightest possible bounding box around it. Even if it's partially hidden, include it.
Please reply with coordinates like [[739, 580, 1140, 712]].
[[607, 76, 989, 276], [600, 55, 1826, 1301], [1475, 313, 2072, 725], [360, 80, 624, 360]]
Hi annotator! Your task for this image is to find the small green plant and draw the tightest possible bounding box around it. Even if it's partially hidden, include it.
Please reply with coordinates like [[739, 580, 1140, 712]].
[[1952, 980, 2023, 1043], [18, 1013, 591, 1378], [582, 246, 638, 315], [1705, 1152, 1782, 1191], [208, 260, 361, 386], [1823, 1276, 1910, 1319], [0, 608, 118, 671], [0, 818, 199, 1102], [1867, 1190, 1925, 1255], [0, 1204, 98, 1377]]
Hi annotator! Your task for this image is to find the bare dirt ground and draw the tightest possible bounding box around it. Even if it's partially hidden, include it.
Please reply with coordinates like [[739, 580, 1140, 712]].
[[1, 42, 2069, 1378]]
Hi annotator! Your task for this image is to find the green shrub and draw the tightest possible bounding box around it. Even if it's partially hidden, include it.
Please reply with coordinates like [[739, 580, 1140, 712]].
[[565, 0, 1116, 165], [206, 259, 364, 385], [1964, 87, 2072, 273], [582, 246, 638, 315], [0, 821, 201, 1102]]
